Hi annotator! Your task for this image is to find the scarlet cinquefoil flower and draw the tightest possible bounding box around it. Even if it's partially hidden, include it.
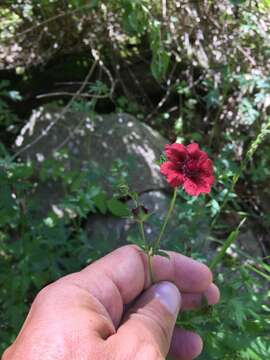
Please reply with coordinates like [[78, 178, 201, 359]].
[[160, 143, 214, 196]]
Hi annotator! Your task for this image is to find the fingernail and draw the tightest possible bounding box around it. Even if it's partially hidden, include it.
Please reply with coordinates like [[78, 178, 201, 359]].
[[153, 281, 181, 315]]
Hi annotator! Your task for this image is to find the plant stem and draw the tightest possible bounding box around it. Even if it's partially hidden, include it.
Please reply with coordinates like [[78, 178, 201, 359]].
[[147, 250, 154, 284], [210, 218, 246, 269], [139, 221, 154, 283], [210, 170, 240, 230], [139, 220, 146, 247], [155, 187, 178, 250]]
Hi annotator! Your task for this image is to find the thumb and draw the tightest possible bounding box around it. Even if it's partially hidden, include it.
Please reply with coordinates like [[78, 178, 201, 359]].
[[116, 281, 181, 358]]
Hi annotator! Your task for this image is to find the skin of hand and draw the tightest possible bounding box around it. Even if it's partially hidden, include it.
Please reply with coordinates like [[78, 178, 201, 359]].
[[2, 245, 220, 360]]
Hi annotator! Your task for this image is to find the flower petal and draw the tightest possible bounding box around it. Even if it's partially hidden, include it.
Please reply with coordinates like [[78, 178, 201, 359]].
[[187, 143, 200, 156], [198, 158, 214, 177], [204, 175, 215, 186], [160, 161, 184, 188], [183, 178, 200, 196], [183, 177, 211, 196], [160, 161, 177, 175], [165, 143, 187, 162]]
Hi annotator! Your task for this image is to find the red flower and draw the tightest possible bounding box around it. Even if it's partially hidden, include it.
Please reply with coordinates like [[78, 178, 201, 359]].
[[160, 143, 214, 196]]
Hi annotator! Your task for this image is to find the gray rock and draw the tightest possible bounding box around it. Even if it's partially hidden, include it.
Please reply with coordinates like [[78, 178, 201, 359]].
[[238, 230, 264, 258], [85, 190, 181, 255], [16, 106, 168, 194], [16, 107, 184, 251]]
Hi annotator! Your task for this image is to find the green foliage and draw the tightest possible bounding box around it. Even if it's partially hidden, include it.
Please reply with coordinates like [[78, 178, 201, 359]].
[[210, 218, 246, 269], [107, 198, 129, 217], [150, 20, 170, 80], [1, 0, 270, 359], [178, 266, 270, 360], [0, 146, 130, 352], [0, 80, 21, 127]]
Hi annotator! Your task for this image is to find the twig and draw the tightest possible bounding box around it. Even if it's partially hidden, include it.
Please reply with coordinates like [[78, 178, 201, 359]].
[[100, 64, 116, 98], [236, 46, 257, 67], [55, 82, 94, 85], [53, 115, 87, 153], [51, 52, 115, 152], [145, 62, 177, 122], [90, 46, 116, 99], [257, 235, 269, 260], [162, 0, 167, 20], [14, 4, 96, 38], [36, 91, 111, 99], [12, 60, 97, 161], [126, 65, 154, 108]]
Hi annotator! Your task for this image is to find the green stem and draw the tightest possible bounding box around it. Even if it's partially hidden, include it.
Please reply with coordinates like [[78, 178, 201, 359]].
[[210, 218, 246, 270], [139, 221, 154, 284], [155, 187, 178, 250], [147, 250, 154, 284], [210, 170, 239, 230], [139, 220, 146, 247]]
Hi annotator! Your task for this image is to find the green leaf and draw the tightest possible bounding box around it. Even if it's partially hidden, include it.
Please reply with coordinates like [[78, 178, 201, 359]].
[[205, 89, 220, 109], [8, 90, 22, 101], [156, 250, 170, 259], [10, 163, 33, 180], [93, 193, 107, 214], [44, 217, 55, 228], [210, 217, 246, 269], [107, 198, 129, 217], [151, 48, 170, 80], [245, 264, 270, 281], [229, 0, 246, 4], [210, 199, 220, 217], [0, 80, 10, 90]]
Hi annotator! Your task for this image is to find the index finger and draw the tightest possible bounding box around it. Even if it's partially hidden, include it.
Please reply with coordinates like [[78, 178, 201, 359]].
[[63, 245, 213, 326]]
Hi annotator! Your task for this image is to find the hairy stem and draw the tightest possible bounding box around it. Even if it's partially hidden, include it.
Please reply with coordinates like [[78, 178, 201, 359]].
[[147, 250, 154, 284], [155, 187, 178, 250]]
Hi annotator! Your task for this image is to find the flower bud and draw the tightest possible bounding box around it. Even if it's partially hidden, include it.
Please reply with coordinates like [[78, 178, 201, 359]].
[[132, 205, 149, 221]]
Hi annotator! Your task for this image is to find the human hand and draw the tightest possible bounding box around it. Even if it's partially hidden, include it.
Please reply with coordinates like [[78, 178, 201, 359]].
[[3, 245, 219, 360]]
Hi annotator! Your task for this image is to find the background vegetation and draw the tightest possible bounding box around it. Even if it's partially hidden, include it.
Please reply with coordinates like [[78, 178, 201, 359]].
[[0, 0, 270, 359]]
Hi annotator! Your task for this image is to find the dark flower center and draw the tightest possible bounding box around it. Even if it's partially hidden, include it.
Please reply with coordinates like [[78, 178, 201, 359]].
[[178, 159, 200, 179]]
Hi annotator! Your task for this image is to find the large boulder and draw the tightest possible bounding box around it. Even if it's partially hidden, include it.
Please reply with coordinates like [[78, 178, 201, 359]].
[[16, 107, 168, 194], [16, 107, 184, 252]]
